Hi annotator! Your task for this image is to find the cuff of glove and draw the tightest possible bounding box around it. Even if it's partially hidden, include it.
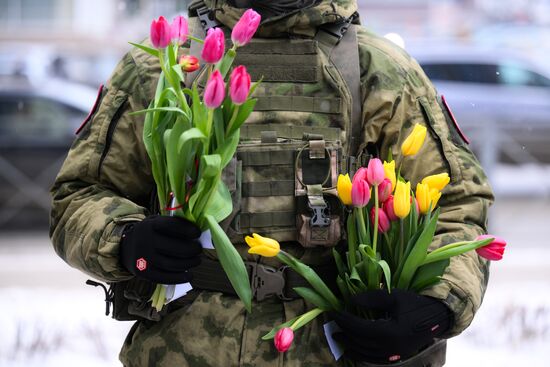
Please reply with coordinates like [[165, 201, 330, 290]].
[[355, 339, 447, 367]]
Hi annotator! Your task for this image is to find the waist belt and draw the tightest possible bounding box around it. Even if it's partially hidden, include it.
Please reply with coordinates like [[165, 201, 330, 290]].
[[190, 257, 338, 302]]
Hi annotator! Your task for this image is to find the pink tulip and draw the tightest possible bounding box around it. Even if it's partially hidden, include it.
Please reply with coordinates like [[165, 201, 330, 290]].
[[367, 158, 385, 186], [351, 168, 371, 208], [274, 327, 294, 352], [202, 28, 225, 64], [229, 65, 251, 105], [171, 15, 188, 45], [204, 70, 225, 109], [150, 16, 172, 49], [231, 9, 261, 47], [378, 178, 392, 203], [370, 207, 391, 233], [383, 195, 399, 221], [179, 55, 200, 72], [475, 235, 506, 261]]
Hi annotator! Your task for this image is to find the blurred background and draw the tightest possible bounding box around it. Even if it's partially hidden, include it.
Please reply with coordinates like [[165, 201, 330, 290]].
[[1, 0, 549, 366]]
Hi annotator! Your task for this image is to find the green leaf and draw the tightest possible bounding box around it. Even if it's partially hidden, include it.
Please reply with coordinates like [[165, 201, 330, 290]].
[[410, 259, 449, 292], [332, 248, 347, 278], [216, 130, 240, 169], [411, 277, 442, 292], [171, 63, 184, 83], [377, 259, 392, 291], [216, 48, 236, 78], [192, 84, 208, 133], [336, 275, 351, 304], [202, 181, 233, 223], [293, 287, 332, 311], [129, 42, 160, 58], [205, 214, 252, 312], [397, 209, 440, 289], [129, 106, 189, 118], [423, 238, 494, 265], [165, 118, 187, 204], [177, 127, 206, 152], [200, 154, 221, 179], [226, 98, 257, 137]]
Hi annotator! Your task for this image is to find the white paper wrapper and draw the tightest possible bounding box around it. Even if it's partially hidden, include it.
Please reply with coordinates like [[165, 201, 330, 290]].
[[324, 321, 344, 361]]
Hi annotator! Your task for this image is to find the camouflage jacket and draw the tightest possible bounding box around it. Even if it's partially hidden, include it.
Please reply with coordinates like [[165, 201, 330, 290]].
[[50, 0, 493, 347]]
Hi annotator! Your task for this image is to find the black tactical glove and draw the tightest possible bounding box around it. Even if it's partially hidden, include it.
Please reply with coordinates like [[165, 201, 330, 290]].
[[119, 215, 203, 284], [332, 289, 453, 364]]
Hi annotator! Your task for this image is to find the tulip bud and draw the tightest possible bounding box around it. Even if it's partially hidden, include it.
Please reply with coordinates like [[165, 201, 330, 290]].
[[229, 65, 251, 105], [150, 16, 172, 49], [416, 183, 431, 215], [383, 160, 396, 192], [171, 15, 188, 45], [475, 235, 506, 261], [367, 158, 385, 186], [422, 173, 450, 191], [202, 28, 225, 64], [383, 195, 399, 221], [337, 174, 353, 206], [245, 233, 280, 257], [393, 181, 411, 219], [231, 9, 261, 47], [179, 55, 200, 72], [204, 70, 225, 109], [274, 327, 294, 352], [351, 168, 371, 208], [378, 179, 392, 203], [401, 123, 427, 156], [370, 207, 391, 234]]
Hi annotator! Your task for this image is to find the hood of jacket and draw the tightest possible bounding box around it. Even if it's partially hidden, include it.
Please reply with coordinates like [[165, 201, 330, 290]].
[[193, 0, 358, 38]]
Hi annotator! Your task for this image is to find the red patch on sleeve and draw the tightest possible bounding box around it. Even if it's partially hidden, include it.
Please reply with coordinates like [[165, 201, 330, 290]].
[[441, 95, 470, 144], [75, 84, 104, 135]]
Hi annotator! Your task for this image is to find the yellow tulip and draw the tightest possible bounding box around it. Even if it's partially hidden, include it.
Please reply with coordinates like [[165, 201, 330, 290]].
[[415, 183, 431, 215], [401, 124, 427, 156], [245, 233, 280, 257], [337, 174, 353, 205], [430, 188, 442, 209], [422, 173, 450, 191], [383, 160, 396, 192], [393, 181, 411, 219]]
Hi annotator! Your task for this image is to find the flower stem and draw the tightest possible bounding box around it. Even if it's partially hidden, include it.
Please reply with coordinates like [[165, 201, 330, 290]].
[[225, 105, 240, 137], [399, 219, 404, 264], [373, 185, 379, 253], [188, 35, 204, 44], [289, 308, 324, 331]]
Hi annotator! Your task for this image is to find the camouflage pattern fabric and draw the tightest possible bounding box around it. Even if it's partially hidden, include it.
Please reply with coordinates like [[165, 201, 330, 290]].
[[50, 0, 494, 365]]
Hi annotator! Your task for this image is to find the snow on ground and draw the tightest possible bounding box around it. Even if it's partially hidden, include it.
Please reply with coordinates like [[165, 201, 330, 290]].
[[1, 195, 549, 366]]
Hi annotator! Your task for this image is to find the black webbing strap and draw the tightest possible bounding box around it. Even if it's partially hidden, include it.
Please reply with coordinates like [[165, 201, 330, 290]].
[[190, 257, 338, 301], [315, 14, 363, 159]]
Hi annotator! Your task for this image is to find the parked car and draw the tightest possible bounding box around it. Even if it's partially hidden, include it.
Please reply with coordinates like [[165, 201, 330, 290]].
[[410, 45, 550, 164], [0, 75, 97, 229]]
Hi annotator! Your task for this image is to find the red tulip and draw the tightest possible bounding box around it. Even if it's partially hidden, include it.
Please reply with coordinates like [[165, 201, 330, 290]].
[[204, 70, 225, 109], [367, 158, 385, 186], [171, 15, 189, 45], [274, 327, 294, 352], [378, 178, 392, 203], [383, 195, 399, 221], [475, 235, 506, 261], [179, 55, 200, 72], [150, 16, 172, 49], [370, 207, 391, 233], [229, 65, 251, 105], [202, 28, 225, 64], [231, 9, 261, 47], [351, 168, 371, 208]]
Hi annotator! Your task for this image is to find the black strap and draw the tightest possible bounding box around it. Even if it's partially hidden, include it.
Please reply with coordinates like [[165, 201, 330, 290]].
[[315, 13, 363, 159]]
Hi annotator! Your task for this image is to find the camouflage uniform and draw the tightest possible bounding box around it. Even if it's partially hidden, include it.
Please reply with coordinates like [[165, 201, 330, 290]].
[[50, 0, 494, 366]]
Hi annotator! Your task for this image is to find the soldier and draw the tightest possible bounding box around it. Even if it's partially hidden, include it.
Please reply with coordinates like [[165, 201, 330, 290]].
[[50, 0, 494, 366]]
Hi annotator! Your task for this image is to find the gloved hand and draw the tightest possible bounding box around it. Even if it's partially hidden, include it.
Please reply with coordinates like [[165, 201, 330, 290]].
[[119, 215, 203, 284], [332, 289, 453, 364]]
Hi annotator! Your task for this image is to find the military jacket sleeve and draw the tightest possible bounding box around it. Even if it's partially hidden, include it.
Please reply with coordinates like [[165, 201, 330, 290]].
[[49, 49, 159, 281], [356, 29, 494, 337]]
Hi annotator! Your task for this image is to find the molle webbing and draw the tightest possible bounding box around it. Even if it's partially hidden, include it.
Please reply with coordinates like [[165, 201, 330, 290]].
[[254, 96, 341, 114], [240, 124, 340, 141], [234, 39, 319, 83]]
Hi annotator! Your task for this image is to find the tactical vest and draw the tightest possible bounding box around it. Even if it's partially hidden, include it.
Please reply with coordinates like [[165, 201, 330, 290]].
[[188, 4, 363, 249]]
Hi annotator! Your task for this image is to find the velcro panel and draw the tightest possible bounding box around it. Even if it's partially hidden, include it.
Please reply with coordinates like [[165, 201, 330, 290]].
[[240, 211, 296, 228], [238, 150, 295, 166], [240, 124, 341, 141], [238, 39, 318, 55], [242, 180, 295, 197], [255, 96, 341, 114]]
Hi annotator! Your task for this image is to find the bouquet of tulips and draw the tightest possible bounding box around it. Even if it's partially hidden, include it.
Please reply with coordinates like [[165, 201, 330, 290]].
[[130, 10, 262, 312], [247, 123, 506, 353]]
